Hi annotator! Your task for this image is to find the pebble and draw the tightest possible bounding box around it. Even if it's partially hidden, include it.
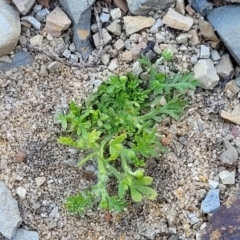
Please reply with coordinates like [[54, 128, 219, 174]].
[[110, 8, 122, 20], [219, 170, 235, 184], [35, 177, 46, 187], [201, 189, 220, 213], [121, 50, 133, 62], [21, 16, 41, 30], [45, 218, 57, 229], [194, 59, 219, 89], [16, 186, 27, 199], [208, 180, 219, 189], [100, 12, 110, 23], [162, 8, 193, 31], [62, 49, 71, 59], [188, 29, 200, 45], [39, 64, 48, 77], [93, 29, 112, 48], [175, 0, 185, 15], [155, 33, 165, 43], [215, 54, 234, 79], [176, 33, 192, 44], [210, 50, 220, 61], [49, 206, 60, 219], [12, 228, 39, 240], [149, 19, 163, 33], [33, 4, 42, 13], [108, 59, 118, 71], [189, 0, 212, 16], [35, 8, 48, 22], [30, 35, 43, 46], [132, 61, 143, 77], [200, 45, 210, 59], [47, 61, 62, 72], [101, 54, 110, 65], [220, 104, 240, 125], [15, 151, 25, 163], [123, 16, 155, 36], [224, 80, 240, 98], [114, 39, 125, 50], [107, 22, 121, 36]]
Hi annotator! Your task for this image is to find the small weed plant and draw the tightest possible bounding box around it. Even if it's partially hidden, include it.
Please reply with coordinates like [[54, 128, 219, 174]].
[[56, 50, 199, 215]]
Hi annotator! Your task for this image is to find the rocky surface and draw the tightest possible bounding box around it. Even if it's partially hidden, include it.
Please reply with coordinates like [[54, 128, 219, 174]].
[[1, 0, 240, 239]]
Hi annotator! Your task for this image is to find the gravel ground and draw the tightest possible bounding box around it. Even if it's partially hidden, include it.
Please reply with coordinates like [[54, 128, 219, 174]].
[[1, 1, 240, 239]]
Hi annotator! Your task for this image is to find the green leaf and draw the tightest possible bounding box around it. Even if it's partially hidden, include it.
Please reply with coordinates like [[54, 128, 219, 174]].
[[134, 185, 158, 200], [133, 176, 153, 186], [130, 186, 142, 202], [58, 137, 76, 147]]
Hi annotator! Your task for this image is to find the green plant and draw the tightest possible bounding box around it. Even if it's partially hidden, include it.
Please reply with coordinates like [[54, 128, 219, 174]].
[[56, 49, 199, 215]]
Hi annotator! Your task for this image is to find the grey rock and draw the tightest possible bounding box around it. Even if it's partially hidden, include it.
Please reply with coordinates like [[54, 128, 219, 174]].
[[176, 33, 192, 44], [69, 42, 76, 52], [0, 1, 21, 57], [101, 54, 110, 65], [45, 218, 57, 229], [189, 0, 212, 16], [110, 8, 122, 20], [126, 0, 176, 15], [33, 4, 42, 13], [220, 139, 238, 164], [210, 50, 220, 61], [108, 59, 118, 71], [201, 189, 220, 213], [114, 39, 125, 50], [224, 80, 240, 98], [35, 8, 48, 22], [207, 5, 240, 66], [149, 19, 163, 33], [215, 54, 234, 79], [236, 76, 240, 87], [91, 23, 98, 33], [21, 16, 41, 29], [39, 64, 48, 77], [0, 181, 22, 239], [200, 45, 210, 59], [47, 61, 62, 72], [107, 22, 121, 36], [132, 61, 143, 77], [59, 0, 95, 60], [70, 54, 78, 63], [209, 180, 219, 189], [93, 28, 112, 48], [0, 55, 12, 63], [100, 12, 110, 23], [194, 59, 219, 89], [12, 228, 39, 240], [12, 0, 35, 15], [0, 51, 33, 72], [62, 49, 71, 59], [146, 50, 157, 62], [219, 170, 235, 184], [49, 206, 60, 219], [16, 186, 27, 199]]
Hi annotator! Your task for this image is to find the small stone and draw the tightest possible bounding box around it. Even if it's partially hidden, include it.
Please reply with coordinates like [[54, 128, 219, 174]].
[[190, 55, 198, 64], [224, 80, 240, 98], [220, 139, 238, 164], [188, 29, 200, 45], [35, 8, 48, 22], [12, 228, 39, 240], [132, 61, 143, 77], [153, 43, 161, 54], [43, 7, 71, 37], [209, 180, 219, 189], [47, 61, 62, 72], [49, 206, 60, 219], [16, 151, 25, 163], [39, 64, 48, 77], [200, 45, 210, 59], [93, 29, 112, 48], [168, 227, 177, 234], [70, 54, 78, 63], [175, 0, 185, 15], [101, 54, 110, 65], [33, 4, 42, 13], [194, 59, 219, 89], [30, 35, 43, 46], [108, 59, 118, 71], [0, 159, 7, 169], [230, 127, 240, 137], [162, 8, 193, 31], [91, 23, 98, 33], [114, 39, 125, 51], [113, 0, 128, 12], [185, 4, 196, 15], [35, 177, 46, 187], [210, 50, 220, 61], [215, 54, 234, 79], [21, 16, 41, 30], [219, 170, 235, 184], [220, 104, 240, 125], [12, 0, 35, 15], [121, 50, 133, 62], [107, 22, 121, 36], [201, 189, 220, 214], [0, 55, 12, 63], [189, 0, 213, 16], [155, 33, 165, 43], [146, 50, 157, 62], [100, 13, 110, 23], [69, 43, 76, 52], [111, 8, 122, 20], [62, 49, 71, 59], [16, 187, 26, 199], [129, 33, 141, 43], [45, 218, 57, 229], [176, 33, 192, 44], [149, 19, 163, 34], [19, 35, 27, 45], [123, 16, 155, 36], [166, 208, 177, 226]]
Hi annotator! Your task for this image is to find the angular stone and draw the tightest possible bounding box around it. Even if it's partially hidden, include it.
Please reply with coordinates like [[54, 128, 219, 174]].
[[113, 0, 128, 13], [101, 54, 110, 65], [126, 0, 175, 15], [121, 50, 133, 62], [207, 5, 240, 67], [132, 61, 143, 77], [43, 7, 71, 37], [35, 176, 46, 187], [176, 33, 192, 44], [35, 8, 48, 22], [185, 4, 196, 15], [12, 228, 39, 240], [200, 45, 210, 59], [30, 35, 43, 46], [175, 0, 185, 15], [194, 59, 219, 89], [189, 0, 212, 16], [199, 19, 219, 47], [210, 50, 220, 61], [100, 12, 110, 23], [114, 39, 125, 50], [108, 59, 118, 71], [215, 54, 234, 79], [188, 29, 200, 45], [16, 187, 27, 199], [220, 144, 238, 165], [93, 28, 112, 48], [219, 170, 235, 185], [224, 80, 240, 98], [107, 21, 121, 36], [220, 104, 240, 125], [0, 181, 22, 239], [12, 0, 35, 15], [123, 16, 155, 36], [209, 180, 219, 189], [59, 0, 95, 60], [110, 8, 122, 20], [149, 19, 163, 34], [0, 1, 21, 57], [201, 189, 220, 214], [202, 190, 240, 239], [21, 16, 41, 29], [163, 8, 193, 31]]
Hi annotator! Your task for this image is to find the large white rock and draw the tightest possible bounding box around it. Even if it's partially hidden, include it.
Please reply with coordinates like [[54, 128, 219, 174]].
[[0, 0, 21, 57], [194, 59, 219, 89]]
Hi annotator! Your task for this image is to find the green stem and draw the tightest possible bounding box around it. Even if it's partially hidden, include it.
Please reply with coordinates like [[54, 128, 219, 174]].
[[105, 163, 122, 181], [78, 151, 98, 166]]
